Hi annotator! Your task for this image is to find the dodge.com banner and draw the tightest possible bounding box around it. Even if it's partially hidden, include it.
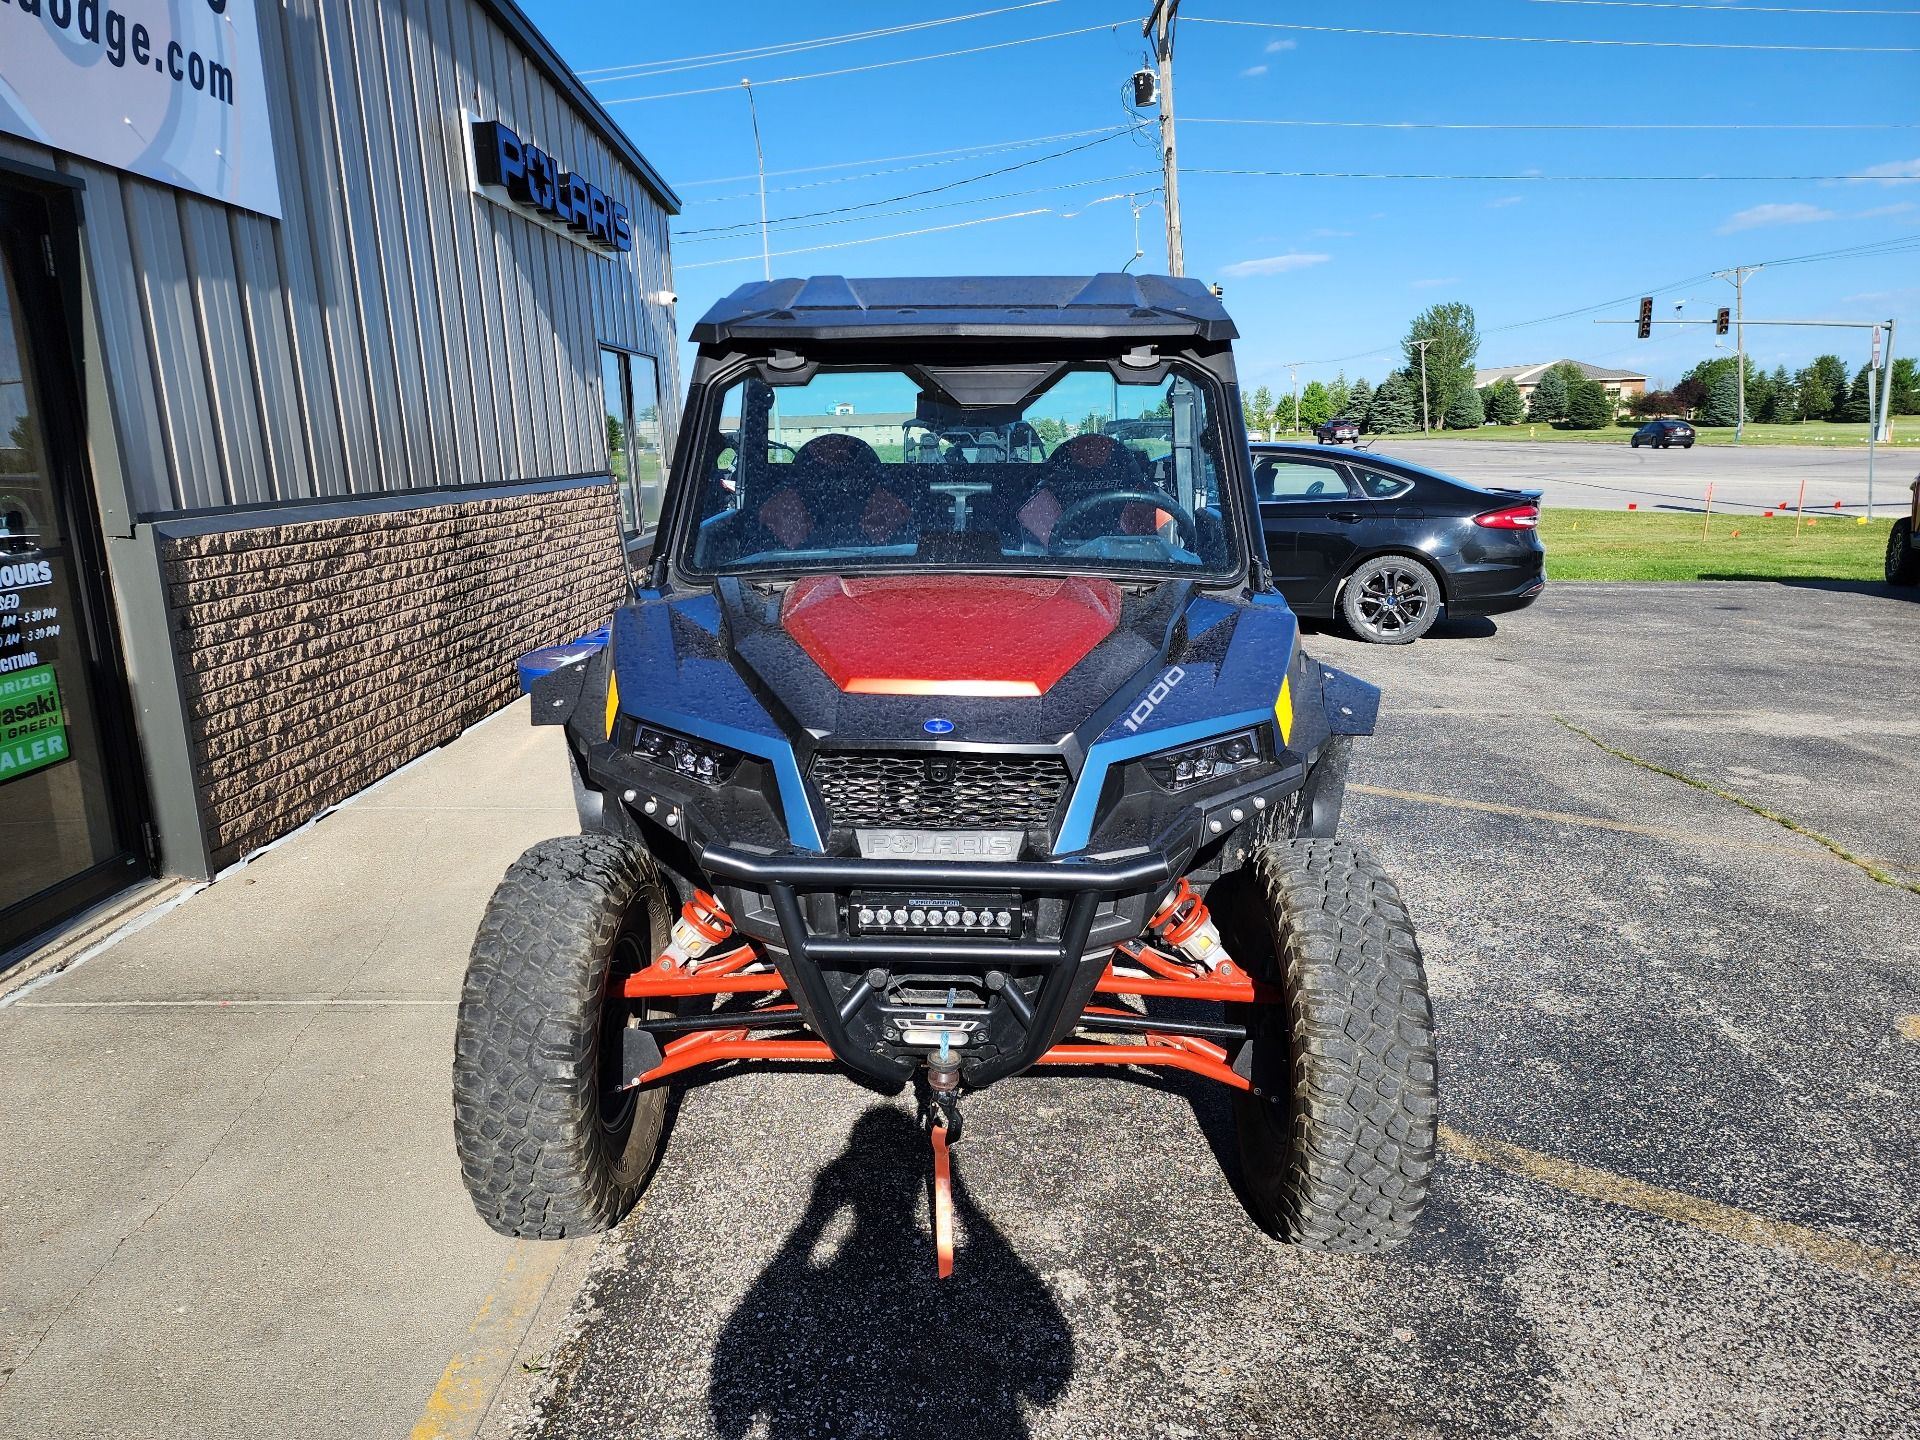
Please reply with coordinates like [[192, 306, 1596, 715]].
[[0, 0, 281, 218]]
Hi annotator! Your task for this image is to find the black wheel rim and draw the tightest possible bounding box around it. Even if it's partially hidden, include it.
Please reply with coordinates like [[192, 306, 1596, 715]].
[[1355, 565, 1432, 637], [597, 930, 648, 1137]]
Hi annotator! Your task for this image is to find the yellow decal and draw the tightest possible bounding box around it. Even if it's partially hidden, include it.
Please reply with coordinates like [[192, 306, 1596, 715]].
[[1275, 674, 1294, 747], [604, 669, 620, 739]]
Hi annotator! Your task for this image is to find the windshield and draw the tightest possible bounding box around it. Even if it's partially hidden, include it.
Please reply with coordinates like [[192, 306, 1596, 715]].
[[681, 362, 1243, 580]]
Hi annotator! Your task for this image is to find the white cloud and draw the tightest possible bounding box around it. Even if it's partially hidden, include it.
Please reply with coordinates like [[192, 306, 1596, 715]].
[[1846, 158, 1920, 185], [1717, 202, 1837, 234], [1487, 195, 1523, 209], [1220, 252, 1331, 278], [1239, 64, 1268, 77], [1859, 201, 1918, 218], [1310, 227, 1355, 238], [1265, 38, 1297, 52], [1410, 277, 1460, 289]]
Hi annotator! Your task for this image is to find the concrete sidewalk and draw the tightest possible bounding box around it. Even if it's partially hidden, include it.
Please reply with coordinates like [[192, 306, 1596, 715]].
[[0, 701, 577, 1440]]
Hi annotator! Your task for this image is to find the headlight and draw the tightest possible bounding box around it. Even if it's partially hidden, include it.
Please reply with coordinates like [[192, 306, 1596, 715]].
[[633, 724, 741, 785], [1144, 728, 1264, 791]]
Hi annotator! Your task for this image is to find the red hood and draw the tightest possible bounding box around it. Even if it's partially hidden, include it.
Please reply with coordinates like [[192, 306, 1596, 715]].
[[781, 575, 1123, 697]]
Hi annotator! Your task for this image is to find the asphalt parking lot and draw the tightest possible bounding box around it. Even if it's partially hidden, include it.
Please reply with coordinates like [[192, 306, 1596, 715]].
[[1367, 437, 1914, 516], [516, 579, 1919, 1440]]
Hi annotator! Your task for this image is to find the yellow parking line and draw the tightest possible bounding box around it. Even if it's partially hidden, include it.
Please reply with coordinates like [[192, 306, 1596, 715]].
[[409, 1239, 573, 1440], [1439, 1124, 1920, 1292]]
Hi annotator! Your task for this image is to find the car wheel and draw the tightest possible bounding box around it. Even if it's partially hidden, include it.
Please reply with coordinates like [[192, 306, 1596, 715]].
[[1218, 838, 1437, 1252], [1339, 555, 1442, 645], [1683, 441, 1694, 449], [1887, 517, 1919, 586], [1631, 437, 1640, 448], [453, 833, 679, 1238]]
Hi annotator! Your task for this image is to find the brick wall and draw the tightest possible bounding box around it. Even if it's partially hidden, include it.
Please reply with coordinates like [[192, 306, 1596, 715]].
[[161, 483, 626, 867]]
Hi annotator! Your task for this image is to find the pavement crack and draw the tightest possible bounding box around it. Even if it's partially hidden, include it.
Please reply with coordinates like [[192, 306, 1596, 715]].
[[1551, 715, 1920, 899]]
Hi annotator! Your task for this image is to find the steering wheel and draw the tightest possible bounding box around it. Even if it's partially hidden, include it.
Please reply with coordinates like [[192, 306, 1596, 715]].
[[1051, 488, 1200, 550]]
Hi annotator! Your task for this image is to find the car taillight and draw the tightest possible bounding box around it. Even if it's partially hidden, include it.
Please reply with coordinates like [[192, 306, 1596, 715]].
[[1473, 505, 1539, 529]]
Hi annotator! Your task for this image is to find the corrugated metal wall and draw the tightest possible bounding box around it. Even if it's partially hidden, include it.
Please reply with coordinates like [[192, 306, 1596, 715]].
[[0, 0, 678, 519]]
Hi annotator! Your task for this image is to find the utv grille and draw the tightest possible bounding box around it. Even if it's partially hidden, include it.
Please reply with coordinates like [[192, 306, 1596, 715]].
[[809, 752, 1071, 831]]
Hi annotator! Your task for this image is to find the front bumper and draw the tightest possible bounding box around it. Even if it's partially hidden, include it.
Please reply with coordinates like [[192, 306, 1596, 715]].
[[698, 843, 1176, 1088]]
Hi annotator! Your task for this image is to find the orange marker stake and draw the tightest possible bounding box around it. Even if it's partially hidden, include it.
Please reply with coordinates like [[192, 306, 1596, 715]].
[[930, 1121, 955, 1280]]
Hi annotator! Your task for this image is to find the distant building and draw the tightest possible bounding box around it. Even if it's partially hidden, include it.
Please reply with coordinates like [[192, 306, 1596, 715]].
[[1475, 361, 1648, 409], [721, 411, 919, 452]]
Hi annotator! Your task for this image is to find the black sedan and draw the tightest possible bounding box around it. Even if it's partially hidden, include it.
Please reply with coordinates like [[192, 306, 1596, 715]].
[[1252, 443, 1546, 644], [1314, 416, 1362, 445], [1631, 419, 1695, 449]]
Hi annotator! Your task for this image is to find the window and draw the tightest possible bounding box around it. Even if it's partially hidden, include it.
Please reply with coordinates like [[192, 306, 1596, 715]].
[[682, 361, 1242, 580], [1253, 455, 1355, 502], [601, 347, 668, 539], [1354, 466, 1414, 500]]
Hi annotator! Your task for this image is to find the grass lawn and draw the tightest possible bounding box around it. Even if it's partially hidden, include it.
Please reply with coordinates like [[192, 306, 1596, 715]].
[[1267, 418, 1918, 449], [1540, 508, 1893, 581]]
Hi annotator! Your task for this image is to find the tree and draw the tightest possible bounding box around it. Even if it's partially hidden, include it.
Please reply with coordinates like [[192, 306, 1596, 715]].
[[1564, 378, 1613, 430], [1757, 365, 1797, 424], [1890, 357, 1919, 416], [1697, 368, 1740, 427], [1365, 372, 1420, 433], [1797, 354, 1849, 421], [1483, 377, 1524, 425], [1444, 382, 1485, 430], [1327, 372, 1351, 419], [1347, 376, 1373, 420], [1298, 380, 1333, 431], [1032, 416, 1070, 448], [1243, 385, 1276, 439], [1839, 363, 1873, 423], [1630, 389, 1674, 418], [1077, 410, 1107, 435], [1527, 368, 1569, 423], [1403, 302, 1480, 430], [1672, 377, 1707, 416]]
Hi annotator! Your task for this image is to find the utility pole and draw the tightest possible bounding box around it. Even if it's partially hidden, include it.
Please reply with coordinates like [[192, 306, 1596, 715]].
[[1143, 0, 1183, 275], [1410, 337, 1433, 433], [1290, 363, 1300, 436], [1713, 264, 1763, 441], [741, 79, 770, 280]]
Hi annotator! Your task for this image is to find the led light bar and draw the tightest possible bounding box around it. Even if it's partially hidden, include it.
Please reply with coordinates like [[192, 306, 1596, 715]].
[[850, 893, 1024, 939], [1144, 728, 1264, 792]]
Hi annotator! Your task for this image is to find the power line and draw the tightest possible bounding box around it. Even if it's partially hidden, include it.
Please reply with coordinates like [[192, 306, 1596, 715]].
[[578, 1, 1065, 84], [1183, 17, 1920, 53], [675, 129, 1144, 238], [677, 208, 1059, 271], [1187, 117, 1920, 132], [1273, 232, 1920, 371], [1521, 0, 1920, 14], [1185, 167, 1909, 180], [676, 171, 1160, 246], [678, 127, 1129, 192], [603, 21, 1134, 104]]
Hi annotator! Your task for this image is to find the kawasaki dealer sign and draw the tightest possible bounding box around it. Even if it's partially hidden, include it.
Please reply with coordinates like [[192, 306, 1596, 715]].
[[0, 0, 281, 217]]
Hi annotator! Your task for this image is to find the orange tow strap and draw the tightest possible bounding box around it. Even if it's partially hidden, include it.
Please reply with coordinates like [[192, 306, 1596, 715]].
[[931, 1119, 955, 1280]]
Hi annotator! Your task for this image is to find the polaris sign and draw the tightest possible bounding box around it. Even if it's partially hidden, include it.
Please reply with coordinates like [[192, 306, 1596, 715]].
[[467, 116, 632, 255]]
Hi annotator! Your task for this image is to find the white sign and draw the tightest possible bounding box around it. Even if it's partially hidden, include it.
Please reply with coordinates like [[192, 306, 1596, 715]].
[[0, 0, 281, 218]]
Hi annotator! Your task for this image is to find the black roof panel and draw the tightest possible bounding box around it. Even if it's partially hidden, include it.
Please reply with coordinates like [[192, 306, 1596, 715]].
[[691, 274, 1238, 346]]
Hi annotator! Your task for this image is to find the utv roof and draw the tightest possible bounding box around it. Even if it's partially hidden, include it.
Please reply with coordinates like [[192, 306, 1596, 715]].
[[690, 274, 1239, 346]]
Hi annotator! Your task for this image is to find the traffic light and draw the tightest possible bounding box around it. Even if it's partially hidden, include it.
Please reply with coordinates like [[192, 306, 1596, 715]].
[[1636, 296, 1653, 340], [1131, 68, 1158, 107], [1715, 307, 1731, 336]]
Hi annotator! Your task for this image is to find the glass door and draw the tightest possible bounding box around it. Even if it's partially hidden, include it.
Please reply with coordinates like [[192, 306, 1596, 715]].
[[0, 182, 150, 956]]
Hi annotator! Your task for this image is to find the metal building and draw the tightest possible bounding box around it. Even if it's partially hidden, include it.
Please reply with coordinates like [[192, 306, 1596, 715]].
[[0, 0, 679, 956]]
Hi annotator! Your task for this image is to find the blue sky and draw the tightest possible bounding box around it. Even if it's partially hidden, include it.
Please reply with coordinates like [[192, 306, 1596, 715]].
[[522, 1, 1920, 393]]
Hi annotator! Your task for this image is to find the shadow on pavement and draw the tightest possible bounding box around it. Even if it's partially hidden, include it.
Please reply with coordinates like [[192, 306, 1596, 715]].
[[708, 1105, 1073, 1440], [1298, 615, 1500, 643], [1696, 575, 1919, 603]]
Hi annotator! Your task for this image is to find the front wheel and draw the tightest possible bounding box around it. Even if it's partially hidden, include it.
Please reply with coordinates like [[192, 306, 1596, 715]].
[[1887, 517, 1918, 586], [1340, 555, 1441, 644], [1222, 839, 1437, 1252], [452, 834, 677, 1238]]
